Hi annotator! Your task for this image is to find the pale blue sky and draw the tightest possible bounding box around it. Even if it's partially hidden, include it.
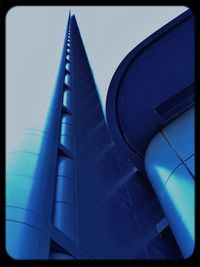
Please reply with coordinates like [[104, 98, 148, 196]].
[[6, 6, 188, 134]]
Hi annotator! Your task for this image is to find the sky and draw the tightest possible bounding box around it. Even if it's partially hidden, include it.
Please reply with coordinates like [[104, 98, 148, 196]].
[[6, 6, 188, 133]]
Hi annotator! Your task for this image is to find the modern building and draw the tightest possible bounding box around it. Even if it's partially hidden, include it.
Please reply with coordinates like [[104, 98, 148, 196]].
[[6, 9, 194, 260], [106, 9, 195, 258]]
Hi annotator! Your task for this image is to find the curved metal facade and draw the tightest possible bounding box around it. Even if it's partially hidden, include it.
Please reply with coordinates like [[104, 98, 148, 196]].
[[6, 12, 71, 259], [106, 10, 194, 174], [106, 9, 195, 258], [145, 107, 194, 258], [6, 10, 193, 260]]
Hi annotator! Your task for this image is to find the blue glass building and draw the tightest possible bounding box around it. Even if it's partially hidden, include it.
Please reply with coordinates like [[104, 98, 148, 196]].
[[6, 9, 194, 259]]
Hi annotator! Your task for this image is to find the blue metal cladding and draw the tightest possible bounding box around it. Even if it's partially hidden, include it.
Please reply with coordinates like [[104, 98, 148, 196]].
[[65, 63, 71, 72], [185, 155, 195, 176], [117, 13, 194, 157], [61, 113, 74, 126], [145, 107, 195, 258], [55, 176, 75, 206], [60, 122, 74, 152], [105, 9, 194, 259], [106, 10, 194, 174], [143, 133, 182, 195], [163, 165, 194, 258], [66, 54, 71, 62], [53, 16, 77, 246], [63, 89, 72, 112], [66, 15, 182, 259], [6, 105, 62, 259], [53, 200, 77, 243], [64, 74, 71, 88], [162, 107, 194, 161], [6, 118, 59, 259], [57, 156, 75, 179], [6, 12, 70, 259], [6, 10, 192, 259]]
